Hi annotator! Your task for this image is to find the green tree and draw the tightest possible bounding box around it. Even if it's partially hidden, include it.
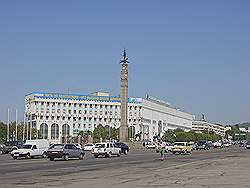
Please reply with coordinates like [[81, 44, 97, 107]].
[[0, 122, 7, 142], [162, 129, 176, 143]]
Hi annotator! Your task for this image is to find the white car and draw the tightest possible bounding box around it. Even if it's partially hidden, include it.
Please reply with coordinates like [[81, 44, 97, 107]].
[[213, 141, 222, 148], [92, 142, 121, 158], [10, 139, 49, 159], [83, 144, 94, 151], [146, 143, 157, 149]]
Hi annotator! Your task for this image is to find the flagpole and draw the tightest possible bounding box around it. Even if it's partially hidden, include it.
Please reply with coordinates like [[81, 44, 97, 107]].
[[7, 109, 10, 141], [30, 115, 32, 140], [23, 113, 25, 141], [26, 114, 29, 140], [15, 109, 18, 141]]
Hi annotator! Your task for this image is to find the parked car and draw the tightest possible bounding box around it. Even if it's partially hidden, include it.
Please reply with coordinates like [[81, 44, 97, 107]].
[[246, 141, 250, 149], [172, 142, 192, 154], [48, 144, 85, 161], [114, 142, 129, 155], [213, 141, 223, 148], [145, 142, 157, 149], [83, 144, 95, 151], [0, 143, 7, 154], [197, 140, 210, 150], [222, 141, 230, 147], [4, 140, 24, 153], [92, 142, 121, 158], [10, 139, 49, 159], [239, 141, 246, 147]]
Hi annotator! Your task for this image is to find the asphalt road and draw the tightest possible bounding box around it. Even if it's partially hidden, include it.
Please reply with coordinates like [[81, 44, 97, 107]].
[[0, 146, 249, 188]]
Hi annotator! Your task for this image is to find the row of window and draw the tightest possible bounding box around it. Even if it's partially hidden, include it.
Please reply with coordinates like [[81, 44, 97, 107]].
[[35, 101, 141, 111], [36, 109, 140, 117], [37, 115, 140, 122]]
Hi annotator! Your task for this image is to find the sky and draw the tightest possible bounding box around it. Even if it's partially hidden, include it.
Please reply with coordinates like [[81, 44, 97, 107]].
[[0, 1, 249, 125]]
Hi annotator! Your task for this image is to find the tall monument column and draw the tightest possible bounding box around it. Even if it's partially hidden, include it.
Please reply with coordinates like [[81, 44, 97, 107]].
[[119, 49, 129, 142]]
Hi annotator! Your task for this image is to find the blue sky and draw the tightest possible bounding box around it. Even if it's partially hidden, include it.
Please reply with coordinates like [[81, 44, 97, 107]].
[[0, 1, 249, 125]]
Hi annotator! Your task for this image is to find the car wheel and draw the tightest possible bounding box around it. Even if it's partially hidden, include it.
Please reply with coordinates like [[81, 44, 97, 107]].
[[124, 150, 128, 155], [94, 155, 98, 158], [117, 151, 121, 157], [49, 157, 54, 161], [64, 154, 69, 161], [108, 152, 112, 158], [42, 152, 47, 158], [13, 156, 17, 160], [26, 153, 31, 159], [79, 153, 83, 160]]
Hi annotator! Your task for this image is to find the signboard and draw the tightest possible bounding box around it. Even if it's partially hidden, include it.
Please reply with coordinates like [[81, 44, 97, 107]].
[[33, 92, 142, 103]]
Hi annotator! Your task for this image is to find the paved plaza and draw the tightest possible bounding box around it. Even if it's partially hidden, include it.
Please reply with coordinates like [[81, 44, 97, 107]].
[[0, 147, 249, 188]]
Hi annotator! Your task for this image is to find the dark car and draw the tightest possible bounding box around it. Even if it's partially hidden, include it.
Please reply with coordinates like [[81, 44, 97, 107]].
[[0, 143, 7, 154], [114, 142, 129, 155], [197, 140, 210, 150], [239, 141, 246, 147], [246, 141, 250, 149], [3, 140, 24, 153], [47, 144, 85, 161]]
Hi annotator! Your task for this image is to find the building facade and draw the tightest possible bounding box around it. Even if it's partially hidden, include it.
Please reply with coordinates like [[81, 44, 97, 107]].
[[25, 92, 194, 143], [192, 120, 226, 137]]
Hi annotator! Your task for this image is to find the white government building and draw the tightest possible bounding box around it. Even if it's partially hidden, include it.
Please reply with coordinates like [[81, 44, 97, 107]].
[[192, 120, 226, 137], [25, 92, 194, 143]]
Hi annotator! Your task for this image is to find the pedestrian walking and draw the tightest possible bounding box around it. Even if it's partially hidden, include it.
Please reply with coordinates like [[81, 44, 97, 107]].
[[159, 142, 166, 161], [159, 146, 165, 161]]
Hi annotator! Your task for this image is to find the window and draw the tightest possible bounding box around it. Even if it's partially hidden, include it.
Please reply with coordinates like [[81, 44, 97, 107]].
[[32, 145, 37, 150], [79, 110, 82, 114], [68, 110, 71, 114], [57, 109, 60, 113], [74, 110, 76, 114], [57, 116, 60, 120], [74, 103, 77, 107]]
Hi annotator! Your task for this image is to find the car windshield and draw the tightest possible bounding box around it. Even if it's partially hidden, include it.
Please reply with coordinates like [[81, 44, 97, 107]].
[[95, 144, 105, 148], [199, 141, 207, 145], [50, 144, 64, 149], [175, 143, 185, 146], [22, 145, 32, 149]]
